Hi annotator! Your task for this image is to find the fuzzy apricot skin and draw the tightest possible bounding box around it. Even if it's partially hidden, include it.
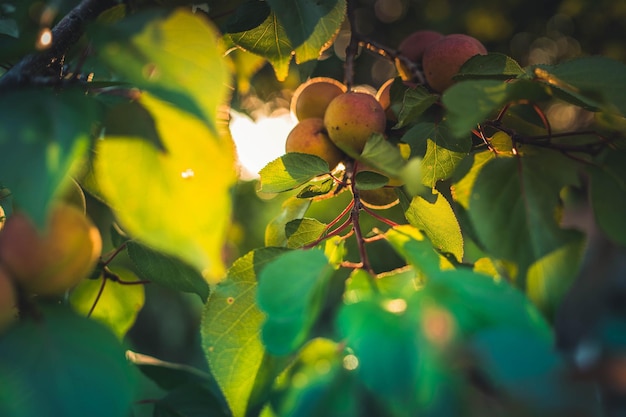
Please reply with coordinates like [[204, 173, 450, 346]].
[[285, 118, 345, 170], [398, 30, 444, 64], [291, 77, 347, 121], [0, 203, 102, 296], [422, 34, 487, 93], [323, 92, 387, 157]]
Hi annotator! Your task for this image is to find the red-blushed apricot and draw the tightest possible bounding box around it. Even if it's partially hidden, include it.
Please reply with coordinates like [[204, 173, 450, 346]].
[[0, 203, 102, 296], [285, 118, 345, 170], [398, 30, 444, 63], [422, 34, 487, 93], [291, 77, 347, 121], [323, 92, 387, 157], [0, 266, 17, 332]]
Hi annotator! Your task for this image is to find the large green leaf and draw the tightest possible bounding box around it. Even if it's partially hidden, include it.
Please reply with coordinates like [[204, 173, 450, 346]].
[[70, 267, 145, 339], [468, 150, 582, 276], [589, 150, 626, 247], [0, 89, 98, 227], [257, 249, 333, 355], [201, 247, 289, 417], [455, 53, 524, 81], [405, 191, 464, 262], [126, 240, 210, 302], [259, 153, 330, 193], [92, 9, 229, 132], [285, 218, 327, 248], [265, 197, 312, 247], [402, 122, 471, 188], [0, 305, 134, 417], [95, 92, 236, 284], [267, 0, 346, 64]]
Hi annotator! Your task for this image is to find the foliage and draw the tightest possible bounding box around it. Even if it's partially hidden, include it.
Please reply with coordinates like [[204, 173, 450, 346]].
[[0, 1, 625, 417]]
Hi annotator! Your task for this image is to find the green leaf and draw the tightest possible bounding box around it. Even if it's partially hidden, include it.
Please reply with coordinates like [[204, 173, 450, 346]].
[[92, 9, 229, 131], [589, 150, 626, 247], [394, 86, 439, 129], [202, 247, 289, 417], [0, 89, 98, 227], [95, 93, 236, 284], [297, 177, 335, 198], [153, 382, 231, 417], [267, 0, 346, 64], [259, 153, 330, 193], [405, 191, 464, 262], [451, 150, 497, 208], [455, 53, 524, 80], [402, 122, 471, 188], [0, 305, 134, 417], [354, 170, 389, 190], [344, 267, 420, 304], [442, 79, 509, 138], [265, 197, 312, 247], [257, 249, 333, 355], [225, 11, 293, 81], [285, 218, 327, 248], [468, 150, 582, 274], [385, 225, 447, 278], [221, 0, 271, 33], [102, 101, 165, 151], [70, 267, 145, 339], [527, 235, 585, 317], [126, 240, 210, 302], [359, 133, 406, 177]]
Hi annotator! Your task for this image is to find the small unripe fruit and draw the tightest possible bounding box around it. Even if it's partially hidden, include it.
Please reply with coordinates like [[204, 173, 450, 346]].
[[291, 77, 347, 121], [285, 118, 345, 170], [0, 266, 17, 332], [398, 30, 444, 64], [422, 34, 487, 93], [324, 92, 387, 157], [0, 203, 102, 296]]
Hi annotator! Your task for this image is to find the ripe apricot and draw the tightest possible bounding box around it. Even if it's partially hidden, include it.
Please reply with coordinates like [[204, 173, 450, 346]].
[[0, 266, 17, 332], [285, 118, 345, 170], [291, 77, 347, 121], [0, 204, 4, 231], [422, 34, 487, 93], [323, 92, 387, 157], [398, 30, 444, 64], [358, 188, 399, 210], [0, 203, 102, 296]]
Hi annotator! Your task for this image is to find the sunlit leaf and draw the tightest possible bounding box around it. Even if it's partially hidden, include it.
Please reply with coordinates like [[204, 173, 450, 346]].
[[385, 225, 446, 278], [0, 89, 98, 227], [297, 177, 335, 198], [265, 197, 312, 247], [126, 240, 209, 301], [285, 217, 327, 248], [267, 0, 346, 64], [0, 305, 134, 417], [455, 53, 524, 80], [95, 93, 236, 284], [202, 247, 289, 417], [451, 150, 497, 208], [405, 191, 464, 261], [257, 249, 333, 355], [259, 153, 330, 193], [70, 267, 145, 339]]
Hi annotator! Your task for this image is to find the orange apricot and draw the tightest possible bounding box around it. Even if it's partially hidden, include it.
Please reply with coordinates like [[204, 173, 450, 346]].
[[291, 77, 347, 121]]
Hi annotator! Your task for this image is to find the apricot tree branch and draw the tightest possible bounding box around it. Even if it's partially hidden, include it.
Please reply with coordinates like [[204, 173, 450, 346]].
[[0, 0, 118, 90]]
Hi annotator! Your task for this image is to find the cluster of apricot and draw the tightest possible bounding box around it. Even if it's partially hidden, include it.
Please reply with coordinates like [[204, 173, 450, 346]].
[[0, 202, 102, 332], [286, 77, 403, 208]]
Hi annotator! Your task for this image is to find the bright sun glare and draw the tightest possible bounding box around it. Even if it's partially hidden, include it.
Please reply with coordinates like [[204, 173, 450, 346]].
[[229, 110, 297, 180]]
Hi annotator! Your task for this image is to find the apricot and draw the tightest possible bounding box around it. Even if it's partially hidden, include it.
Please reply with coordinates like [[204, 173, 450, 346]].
[[291, 77, 347, 121], [398, 30, 444, 64], [0, 203, 102, 296], [0, 266, 17, 332], [422, 34, 487, 93], [285, 118, 345, 170], [0, 204, 4, 231], [323, 92, 387, 157], [358, 188, 399, 210]]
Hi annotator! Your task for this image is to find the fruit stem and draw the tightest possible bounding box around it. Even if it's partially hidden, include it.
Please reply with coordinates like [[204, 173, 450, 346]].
[[87, 277, 107, 318]]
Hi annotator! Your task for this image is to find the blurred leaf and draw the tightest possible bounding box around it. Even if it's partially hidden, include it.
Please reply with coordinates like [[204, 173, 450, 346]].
[[344, 267, 419, 304], [394, 86, 439, 129], [95, 93, 236, 284], [527, 235, 585, 317], [257, 249, 333, 355], [0, 305, 134, 417], [405, 191, 464, 262], [402, 122, 471, 188], [468, 150, 582, 275], [0, 89, 98, 228], [221, 0, 271, 33], [229, 48, 268, 94], [359, 133, 406, 177], [285, 217, 327, 248], [127, 350, 215, 391], [70, 267, 145, 339], [451, 150, 497, 209], [265, 197, 312, 247], [267, 0, 346, 64], [102, 101, 165, 151], [455, 53, 524, 80], [126, 240, 209, 302], [589, 150, 626, 247], [259, 153, 330, 193], [323, 235, 347, 269], [224, 11, 293, 81], [153, 382, 231, 417], [92, 9, 229, 131], [385, 225, 446, 278], [202, 247, 289, 417]]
